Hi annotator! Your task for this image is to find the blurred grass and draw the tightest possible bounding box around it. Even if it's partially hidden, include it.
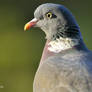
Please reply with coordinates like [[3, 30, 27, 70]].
[[0, 30, 45, 92], [0, 0, 92, 92]]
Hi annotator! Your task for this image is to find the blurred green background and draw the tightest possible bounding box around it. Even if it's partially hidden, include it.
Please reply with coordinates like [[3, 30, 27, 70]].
[[0, 0, 92, 92]]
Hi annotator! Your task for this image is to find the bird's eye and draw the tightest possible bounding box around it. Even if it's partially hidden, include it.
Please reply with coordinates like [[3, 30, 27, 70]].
[[46, 12, 52, 19]]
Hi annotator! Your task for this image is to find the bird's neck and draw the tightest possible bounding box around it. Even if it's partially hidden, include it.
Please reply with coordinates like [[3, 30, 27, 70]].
[[40, 37, 82, 65], [48, 37, 80, 53]]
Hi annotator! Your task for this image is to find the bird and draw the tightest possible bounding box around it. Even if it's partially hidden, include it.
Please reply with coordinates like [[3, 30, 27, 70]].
[[24, 3, 92, 92]]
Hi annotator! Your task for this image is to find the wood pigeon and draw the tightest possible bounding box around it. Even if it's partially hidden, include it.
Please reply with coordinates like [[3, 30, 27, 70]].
[[24, 3, 92, 92]]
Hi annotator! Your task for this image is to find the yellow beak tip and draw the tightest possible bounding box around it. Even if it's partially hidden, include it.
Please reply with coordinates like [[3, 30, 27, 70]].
[[24, 27, 27, 31], [24, 24, 28, 31]]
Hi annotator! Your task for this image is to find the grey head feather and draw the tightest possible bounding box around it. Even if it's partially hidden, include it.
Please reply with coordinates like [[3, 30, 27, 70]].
[[34, 3, 81, 40]]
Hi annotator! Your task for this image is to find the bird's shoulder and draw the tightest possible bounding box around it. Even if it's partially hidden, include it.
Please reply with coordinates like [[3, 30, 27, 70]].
[[37, 50, 92, 78], [34, 50, 92, 92]]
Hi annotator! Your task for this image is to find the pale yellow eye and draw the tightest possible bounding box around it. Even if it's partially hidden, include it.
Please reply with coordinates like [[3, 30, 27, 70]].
[[46, 12, 52, 18]]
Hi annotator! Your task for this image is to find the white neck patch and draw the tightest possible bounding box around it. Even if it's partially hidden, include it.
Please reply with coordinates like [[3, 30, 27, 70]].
[[48, 37, 80, 53]]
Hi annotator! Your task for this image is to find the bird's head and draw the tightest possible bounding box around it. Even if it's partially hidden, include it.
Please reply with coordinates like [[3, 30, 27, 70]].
[[24, 3, 81, 41]]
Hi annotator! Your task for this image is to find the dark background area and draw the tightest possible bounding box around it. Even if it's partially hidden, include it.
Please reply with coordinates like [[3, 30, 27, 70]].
[[0, 0, 92, 92]]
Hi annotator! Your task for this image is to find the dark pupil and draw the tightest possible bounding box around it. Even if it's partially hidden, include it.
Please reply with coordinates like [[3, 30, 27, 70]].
[[48, 14, 51, 17]]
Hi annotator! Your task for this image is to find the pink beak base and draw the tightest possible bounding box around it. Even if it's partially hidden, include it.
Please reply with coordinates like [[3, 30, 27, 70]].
[[24, 18, 38, 31]]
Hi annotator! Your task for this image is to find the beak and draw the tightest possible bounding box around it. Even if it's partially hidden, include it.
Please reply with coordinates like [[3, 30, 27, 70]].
[[24, 18, 38, 31]]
